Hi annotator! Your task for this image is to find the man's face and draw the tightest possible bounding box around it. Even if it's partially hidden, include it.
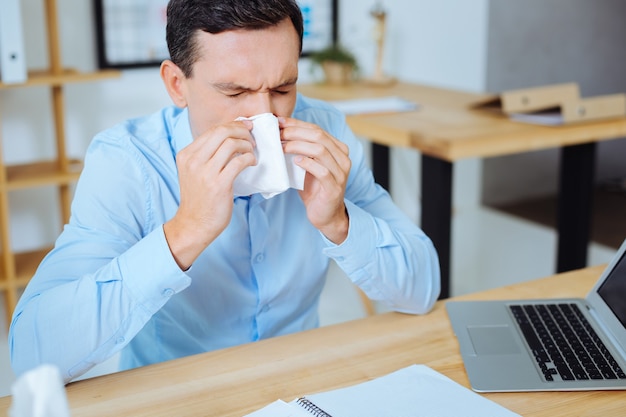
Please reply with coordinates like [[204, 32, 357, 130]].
[[179, 18, 300, 139]]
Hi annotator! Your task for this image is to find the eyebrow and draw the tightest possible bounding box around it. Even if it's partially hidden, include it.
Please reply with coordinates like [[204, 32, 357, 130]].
[[212, 77, 298, 93]]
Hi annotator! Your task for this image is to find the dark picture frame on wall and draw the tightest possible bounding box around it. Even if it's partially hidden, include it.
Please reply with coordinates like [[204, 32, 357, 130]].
[[94, 0, 338, 70]]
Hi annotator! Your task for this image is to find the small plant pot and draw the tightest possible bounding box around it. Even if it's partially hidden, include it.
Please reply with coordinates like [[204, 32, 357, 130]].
[[322, 61, 354, 85]]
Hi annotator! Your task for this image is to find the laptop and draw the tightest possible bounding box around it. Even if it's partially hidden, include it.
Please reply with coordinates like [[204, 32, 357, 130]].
[[446, 238, 626, 392]]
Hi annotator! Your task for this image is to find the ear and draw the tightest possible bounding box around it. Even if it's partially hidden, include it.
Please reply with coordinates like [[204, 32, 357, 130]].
[[160, 60, 188, 108]]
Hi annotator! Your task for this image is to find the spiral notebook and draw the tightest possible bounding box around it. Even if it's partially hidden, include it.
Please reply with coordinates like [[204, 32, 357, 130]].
[[245, 364, 519, 417]]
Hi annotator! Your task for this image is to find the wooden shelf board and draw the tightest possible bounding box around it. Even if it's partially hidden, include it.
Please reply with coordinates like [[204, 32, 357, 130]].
[[1, 0, 108, 328], [0, 276, 32, 291], [0, 68, 121, 89], [15, 247, 50, 281], [0, 247, 50, 289], [4, 159, 83, 190]]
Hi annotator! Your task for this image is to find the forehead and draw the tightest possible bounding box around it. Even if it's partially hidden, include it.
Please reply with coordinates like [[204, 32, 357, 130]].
[[192, 19, 300, 80]]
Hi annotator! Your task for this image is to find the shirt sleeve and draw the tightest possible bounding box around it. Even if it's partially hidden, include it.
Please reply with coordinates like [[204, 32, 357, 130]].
[[322, 120, 441, 314], [8, 132, 191, 382]]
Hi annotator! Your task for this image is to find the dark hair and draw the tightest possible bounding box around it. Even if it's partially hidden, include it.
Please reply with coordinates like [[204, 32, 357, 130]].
[[166, 0, 304, 77]]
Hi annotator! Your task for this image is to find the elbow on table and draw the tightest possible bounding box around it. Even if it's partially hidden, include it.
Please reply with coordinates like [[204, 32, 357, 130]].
[[397, 259, 441, 315]]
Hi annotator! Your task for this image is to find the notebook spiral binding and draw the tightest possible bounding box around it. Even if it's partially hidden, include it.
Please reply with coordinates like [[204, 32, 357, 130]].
[[295, 397, 333, 417]]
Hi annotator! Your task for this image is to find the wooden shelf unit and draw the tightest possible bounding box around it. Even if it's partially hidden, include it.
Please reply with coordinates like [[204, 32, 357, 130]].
[[0, 0, 120, 326]]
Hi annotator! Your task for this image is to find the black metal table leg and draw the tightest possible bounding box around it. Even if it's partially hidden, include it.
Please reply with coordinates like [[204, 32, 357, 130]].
[[421, 155, 453, 299], [556, 142, 596, 272], [372, 143, 390, 192]]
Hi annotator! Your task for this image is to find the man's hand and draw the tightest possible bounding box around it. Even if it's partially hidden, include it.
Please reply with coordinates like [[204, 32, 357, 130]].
[[279, 116, 351, 244], [164, 120, 256, 270]]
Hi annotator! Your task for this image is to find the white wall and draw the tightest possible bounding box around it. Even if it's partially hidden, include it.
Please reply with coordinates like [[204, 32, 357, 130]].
[[339, 0, 489, 92], [339, 0, 489, 223]]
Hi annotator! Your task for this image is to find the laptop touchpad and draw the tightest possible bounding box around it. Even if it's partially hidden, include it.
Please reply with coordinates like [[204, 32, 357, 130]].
[[467, 325, 521, 355]]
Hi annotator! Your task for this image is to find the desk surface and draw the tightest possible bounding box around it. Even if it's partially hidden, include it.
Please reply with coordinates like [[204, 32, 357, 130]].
[[298, 82, 626, 161], [2, 265, 623, 416]]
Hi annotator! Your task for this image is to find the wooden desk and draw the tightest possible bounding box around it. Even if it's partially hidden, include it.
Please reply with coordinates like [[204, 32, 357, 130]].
[[1, 265, 621, 416], [298, 82, 626, 298]]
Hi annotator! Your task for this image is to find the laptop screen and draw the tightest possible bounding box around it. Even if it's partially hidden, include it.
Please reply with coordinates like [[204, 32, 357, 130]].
[[597, 250, 626, 328]]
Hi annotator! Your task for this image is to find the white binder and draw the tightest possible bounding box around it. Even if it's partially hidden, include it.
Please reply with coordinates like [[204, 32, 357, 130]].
[[0, 0, 27, 84]]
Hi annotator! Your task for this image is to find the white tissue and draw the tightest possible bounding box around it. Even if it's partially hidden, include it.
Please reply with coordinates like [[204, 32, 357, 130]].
[[9, 365, 71, 417], [233, 113, 305, 198]]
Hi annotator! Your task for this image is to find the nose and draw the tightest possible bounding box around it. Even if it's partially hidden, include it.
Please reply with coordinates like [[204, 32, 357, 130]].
[[247, 91, 274, 116]]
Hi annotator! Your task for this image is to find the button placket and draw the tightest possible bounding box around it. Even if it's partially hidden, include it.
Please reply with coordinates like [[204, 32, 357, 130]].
[[248, 197, 272, 335]]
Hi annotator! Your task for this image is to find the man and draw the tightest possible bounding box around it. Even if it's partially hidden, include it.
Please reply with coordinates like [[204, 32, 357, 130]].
[[10, 0, 440, 383]]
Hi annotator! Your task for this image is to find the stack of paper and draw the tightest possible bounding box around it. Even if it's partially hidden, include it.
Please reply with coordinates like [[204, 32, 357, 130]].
[[245, 364, 520, 417]]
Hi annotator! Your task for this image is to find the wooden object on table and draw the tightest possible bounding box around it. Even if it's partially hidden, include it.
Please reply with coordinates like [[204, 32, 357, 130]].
[[362, 3, 396, 87], [473, 82, 626, 125], [0, 266, 618, 417], [0, 0, 120, 326]]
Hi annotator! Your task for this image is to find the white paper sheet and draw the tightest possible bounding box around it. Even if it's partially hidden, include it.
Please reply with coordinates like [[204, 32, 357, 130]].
[[329, 96, 418, 115], [244, 364, 520, 417]]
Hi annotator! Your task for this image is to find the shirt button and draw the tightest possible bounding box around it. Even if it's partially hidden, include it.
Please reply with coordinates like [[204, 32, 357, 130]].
[[115, 337, 125, 344], [260, 304, 270, 313], [162, 288, 175, 297], [254, 253, 265, 263]]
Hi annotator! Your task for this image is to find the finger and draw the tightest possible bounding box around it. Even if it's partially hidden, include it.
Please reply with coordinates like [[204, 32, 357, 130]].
[[212, 137, 257, 176], [281, 128, 350, 185], [178, 121, 254, 175], [279, 116, 350, 163], [185, 120, 254, 163], [219, 149, 257, 185], [294, 156, 347, 206]]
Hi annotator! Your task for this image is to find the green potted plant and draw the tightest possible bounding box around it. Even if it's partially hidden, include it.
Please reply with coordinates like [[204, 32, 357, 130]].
[[309, 44, 358, 85]]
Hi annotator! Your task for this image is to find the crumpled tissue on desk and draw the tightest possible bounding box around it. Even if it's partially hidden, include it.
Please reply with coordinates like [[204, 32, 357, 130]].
[[9, 364, 70, 417]]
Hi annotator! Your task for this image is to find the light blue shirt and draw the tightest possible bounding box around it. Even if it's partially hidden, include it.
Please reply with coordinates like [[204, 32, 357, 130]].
[[9, 94, 440, 382]]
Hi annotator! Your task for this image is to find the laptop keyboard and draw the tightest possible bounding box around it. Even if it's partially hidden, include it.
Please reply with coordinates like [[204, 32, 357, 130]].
[[510, 303, 626, 382]]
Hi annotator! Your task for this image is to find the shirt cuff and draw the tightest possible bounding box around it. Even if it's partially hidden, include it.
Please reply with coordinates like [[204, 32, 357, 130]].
[[321, 199, 377, 277]]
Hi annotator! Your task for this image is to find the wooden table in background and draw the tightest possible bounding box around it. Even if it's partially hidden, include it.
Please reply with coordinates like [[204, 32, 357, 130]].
[[299, 82, 626, 298], [1, 265, 622, 416]]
